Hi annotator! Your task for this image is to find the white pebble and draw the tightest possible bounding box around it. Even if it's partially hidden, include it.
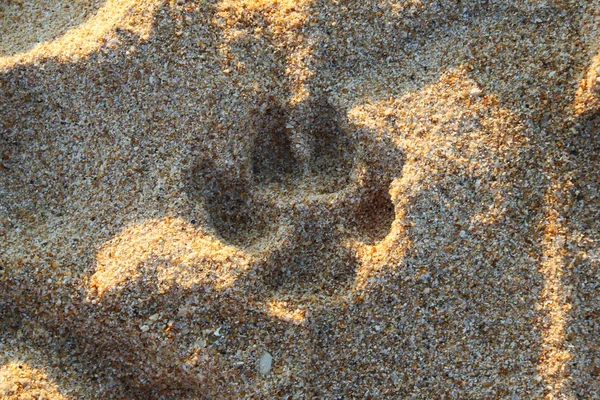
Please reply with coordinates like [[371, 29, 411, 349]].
[[469, 87, 482, 97], [258, 352, 273, 375]]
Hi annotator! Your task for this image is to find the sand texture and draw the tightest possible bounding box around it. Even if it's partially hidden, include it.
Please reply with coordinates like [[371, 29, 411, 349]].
[[1, 0, 600, 398]]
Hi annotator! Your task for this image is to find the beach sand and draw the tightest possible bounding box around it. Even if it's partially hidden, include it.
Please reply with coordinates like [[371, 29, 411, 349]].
[[1, 0, 599, 398]]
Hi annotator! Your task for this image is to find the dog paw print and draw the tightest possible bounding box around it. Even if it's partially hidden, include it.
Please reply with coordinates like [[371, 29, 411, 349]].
[[191, 97, 402, 296]]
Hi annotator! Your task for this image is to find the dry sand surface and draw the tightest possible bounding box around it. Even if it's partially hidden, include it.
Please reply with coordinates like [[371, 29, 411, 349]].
[[1, 0, 600, 398]]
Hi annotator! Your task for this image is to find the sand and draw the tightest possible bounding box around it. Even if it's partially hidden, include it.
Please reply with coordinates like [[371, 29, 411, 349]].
[[1, 0, 599, 398]]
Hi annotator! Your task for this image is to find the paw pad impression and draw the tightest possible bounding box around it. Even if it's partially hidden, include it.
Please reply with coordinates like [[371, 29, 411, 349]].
[[191, 97, 400, 295]]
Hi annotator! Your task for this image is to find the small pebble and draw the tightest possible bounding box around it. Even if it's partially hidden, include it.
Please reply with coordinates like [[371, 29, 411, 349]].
[[469, 87, 482, 97], [258, 352, 273, 375]]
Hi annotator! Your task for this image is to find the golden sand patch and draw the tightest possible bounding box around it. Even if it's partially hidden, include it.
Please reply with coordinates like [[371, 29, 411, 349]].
[[214, 0, 313, 101], [0, 0, 159, 68], [0, 362, 69, 400], [91, 217, 251, 296]]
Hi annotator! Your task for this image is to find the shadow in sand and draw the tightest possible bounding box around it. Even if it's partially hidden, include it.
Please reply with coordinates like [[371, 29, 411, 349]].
[[2, 261, 260, 398], [185, 94, 402, 300], [294, 99, 552, 398], [562, 111, 600, 397], [303, 179, 549, 398], [1, 267, 198, 398], [0, 1, 230, 397]]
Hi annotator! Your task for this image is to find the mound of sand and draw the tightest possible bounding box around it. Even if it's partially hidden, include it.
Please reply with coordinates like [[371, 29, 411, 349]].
[[1, 0, 599, 398]]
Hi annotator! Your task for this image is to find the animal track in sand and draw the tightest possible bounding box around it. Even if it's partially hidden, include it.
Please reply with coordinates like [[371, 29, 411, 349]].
[[191, 97, 399, 295]]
